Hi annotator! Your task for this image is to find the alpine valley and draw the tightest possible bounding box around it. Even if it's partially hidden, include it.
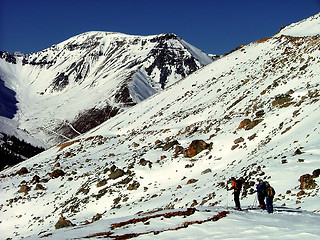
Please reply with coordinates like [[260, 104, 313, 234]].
[[0, 13, 320, 240]]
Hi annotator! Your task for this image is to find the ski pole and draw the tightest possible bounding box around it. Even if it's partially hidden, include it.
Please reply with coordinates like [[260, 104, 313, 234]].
[[252, 195, 257, 209], [227, 189, 229, 209]]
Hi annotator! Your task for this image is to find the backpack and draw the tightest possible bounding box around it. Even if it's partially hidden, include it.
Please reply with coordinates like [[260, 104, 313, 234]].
[[236, 179, 243, 191], [267, 187, 275, 197]]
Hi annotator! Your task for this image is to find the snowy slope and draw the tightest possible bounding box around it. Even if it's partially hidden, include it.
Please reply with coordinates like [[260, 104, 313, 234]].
[[276, 12, 320, 37], [0, 32, 213, 146], [0, 13, 320, 240]]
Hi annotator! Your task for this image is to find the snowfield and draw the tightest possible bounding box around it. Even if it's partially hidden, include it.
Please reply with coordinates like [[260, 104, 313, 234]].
[[0, 12, 320, 240]]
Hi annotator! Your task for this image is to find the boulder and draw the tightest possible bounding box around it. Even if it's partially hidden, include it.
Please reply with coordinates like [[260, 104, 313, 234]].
[[187, 140, 211, 158], [127, 180, 140, 190], [187, 179, 198, 184], [16, 167, 28, 176], [55, 216, 74, 229], [97, 179, 107, 187], [109, 169, 125, 180], [245, 119, 263, 130], [255, 110, 265, 118], [234, 137, 244, 144], [139, 159, 152, 168], [201, 168, 212, 175], [238, 119, 251, 129], [312, 169, 320, 178], [299, 174, 316, 189], [50, 169, 65, 178], [34, 183, 45, 190], [32, 175, 40, 183], [19, 184, 30, 194]]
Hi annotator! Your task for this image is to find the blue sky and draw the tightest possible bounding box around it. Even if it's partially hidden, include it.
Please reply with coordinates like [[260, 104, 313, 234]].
[[0, 0, 319, 55]]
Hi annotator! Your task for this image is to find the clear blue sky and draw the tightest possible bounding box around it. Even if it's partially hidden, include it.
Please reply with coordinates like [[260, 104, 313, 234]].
[[1, 0, 319, 55]]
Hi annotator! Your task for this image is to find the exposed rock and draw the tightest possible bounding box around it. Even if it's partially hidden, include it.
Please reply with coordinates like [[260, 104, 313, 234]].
[[201, 168, 212, 175], [50, 169, 65, 178], [238, 118, 263, 130], [127, 180, 140, 190], [190, 200, 198, 207], [32, 175, 40, 183], [187, 140, 211, 158], [272, 94, 293, 107], [255, 110, 265, 118], [109, 169, 125, 180], [248, 133, 257, 141], [312, 169, 320, 178], [55, 216, 74, 229], [139, 159, 152, 168], [54, 163, 61, 168], [299, 174, 316, 189], [92, 213, 103, 222], [294, 148, 303, 155], [34, 184, 45, 190], [132, 142, 139, 147], [234, 137, 244, 144], [97, 179, 107, 187], [19, 184, 30, 194], [187, 179, 198, 184], [238, 119, 251, 129], [162, 140, 179, 151], [245, 119, 263, 130], [231, 144, 239, 150], [174, 145, 184, 156], [16, 167, 28, 176]]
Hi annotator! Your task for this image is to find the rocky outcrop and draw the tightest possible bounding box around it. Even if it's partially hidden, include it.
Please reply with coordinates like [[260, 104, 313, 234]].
[[55, 216, 74, 229], [187, 140, 211, 158]]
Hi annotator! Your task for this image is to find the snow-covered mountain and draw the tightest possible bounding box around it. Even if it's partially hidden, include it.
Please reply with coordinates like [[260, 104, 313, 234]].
[[0, 13, 320, 239], [0, 32, 214, 146]]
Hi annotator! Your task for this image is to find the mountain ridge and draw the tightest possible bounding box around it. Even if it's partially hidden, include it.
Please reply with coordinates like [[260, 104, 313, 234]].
[[0, 31, 214, 147]]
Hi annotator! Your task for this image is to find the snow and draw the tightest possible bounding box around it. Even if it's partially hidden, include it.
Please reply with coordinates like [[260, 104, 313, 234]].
[[20, 207, 320, 240], [0, 12, 320, 240], [129, 70, 158, 103], [180, 39, 214, 65], [276, 13, 320, 37]]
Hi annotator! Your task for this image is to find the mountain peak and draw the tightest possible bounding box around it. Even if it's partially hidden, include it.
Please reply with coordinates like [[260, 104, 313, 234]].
[[0, 31, 214, 146]]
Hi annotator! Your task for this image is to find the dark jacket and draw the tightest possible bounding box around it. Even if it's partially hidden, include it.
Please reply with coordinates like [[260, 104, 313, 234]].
[[256, 182, 266, 195]]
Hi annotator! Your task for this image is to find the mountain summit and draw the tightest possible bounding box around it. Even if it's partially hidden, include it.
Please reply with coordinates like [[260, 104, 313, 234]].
[[0, 32, 214, 146]]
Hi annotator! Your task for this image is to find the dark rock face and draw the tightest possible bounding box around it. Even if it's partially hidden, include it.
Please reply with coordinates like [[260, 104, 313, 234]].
[[56, 104, 120, 141], [0, 51, 16, 64], [51, 73, 69, 92], [145, 34, 199, 89]]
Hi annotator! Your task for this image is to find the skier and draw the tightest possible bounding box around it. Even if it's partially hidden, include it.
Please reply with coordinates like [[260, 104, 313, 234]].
[[264, 182, 275, 213], [256, 180, 266, 210], [228, 177, 244, 210]]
